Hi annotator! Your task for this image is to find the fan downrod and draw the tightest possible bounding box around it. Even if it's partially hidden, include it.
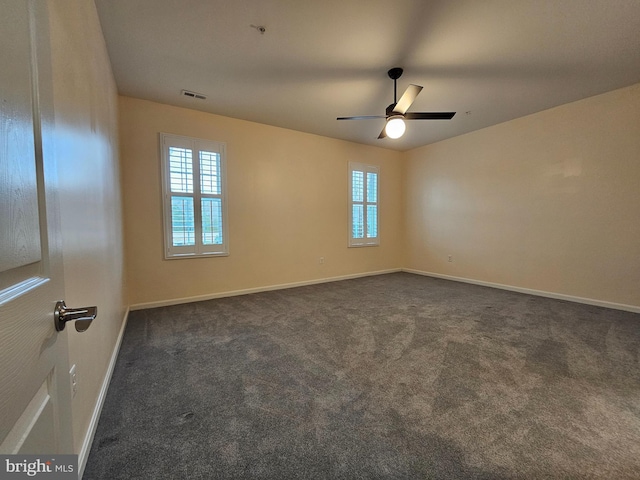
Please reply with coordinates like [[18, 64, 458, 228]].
[[388, 68, 403, 104]]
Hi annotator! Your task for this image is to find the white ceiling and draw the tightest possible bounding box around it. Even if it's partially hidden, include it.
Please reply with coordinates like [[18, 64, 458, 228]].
[[95, 0, 640, 151]]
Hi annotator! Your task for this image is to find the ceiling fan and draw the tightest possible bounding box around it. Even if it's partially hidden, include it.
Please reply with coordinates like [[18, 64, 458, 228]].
[[337, 67, 456, 139]]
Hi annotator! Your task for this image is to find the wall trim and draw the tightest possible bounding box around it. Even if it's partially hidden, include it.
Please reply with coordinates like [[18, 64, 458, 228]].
[[78, 307, 130, 478], [404, 268, 640, 314], [130, 269, 402, 311]]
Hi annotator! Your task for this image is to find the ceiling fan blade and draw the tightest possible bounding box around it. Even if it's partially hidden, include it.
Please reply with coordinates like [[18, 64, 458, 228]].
[[404, 112, 456, 120], [377, 126, 387, 139], [392, 84, 423, 114], [337, 115, 387, 120]]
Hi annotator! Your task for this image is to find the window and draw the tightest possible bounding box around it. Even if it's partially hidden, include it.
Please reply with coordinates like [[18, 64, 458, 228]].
[[349, 162, 379, 247], [160, 133, 228, 258]]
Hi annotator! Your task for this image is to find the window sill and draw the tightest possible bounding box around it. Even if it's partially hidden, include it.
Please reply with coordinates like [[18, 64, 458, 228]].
[[165, 251, 229, 260]]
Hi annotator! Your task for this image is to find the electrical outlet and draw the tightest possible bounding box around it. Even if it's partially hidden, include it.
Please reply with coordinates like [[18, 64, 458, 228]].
[[319, 257, 325, 264], [69, 364, 78, 398], [448, 255, 453, 263]]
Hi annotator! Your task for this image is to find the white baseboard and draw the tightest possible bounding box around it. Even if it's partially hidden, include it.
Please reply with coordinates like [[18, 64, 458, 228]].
[[129, 269, 402, 311], [403, 268, 640, 314], [78, 307, 130, 479]]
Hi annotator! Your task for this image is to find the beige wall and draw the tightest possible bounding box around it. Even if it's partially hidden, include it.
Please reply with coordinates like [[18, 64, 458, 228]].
[[48, 0, 125, 453], [404, 83, 640, 308], [119, 97, 403, 306]]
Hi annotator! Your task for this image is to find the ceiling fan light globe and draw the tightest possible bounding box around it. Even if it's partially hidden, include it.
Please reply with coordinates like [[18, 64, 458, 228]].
[[385, 116, 406, 139]]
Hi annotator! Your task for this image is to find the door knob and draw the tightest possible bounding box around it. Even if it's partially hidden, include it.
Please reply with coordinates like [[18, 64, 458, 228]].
[[54, 301, 97, 332]]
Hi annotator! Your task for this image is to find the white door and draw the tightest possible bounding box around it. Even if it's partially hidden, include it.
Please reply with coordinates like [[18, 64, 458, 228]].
[[0, 0, 73, 454]]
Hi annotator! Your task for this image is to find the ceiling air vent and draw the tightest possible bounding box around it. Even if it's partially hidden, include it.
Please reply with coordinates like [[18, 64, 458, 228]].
[[181, 89, 207, 100]]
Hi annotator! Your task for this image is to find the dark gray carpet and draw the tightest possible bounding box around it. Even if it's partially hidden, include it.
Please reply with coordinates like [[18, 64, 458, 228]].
[[83, 273, 640, 479]]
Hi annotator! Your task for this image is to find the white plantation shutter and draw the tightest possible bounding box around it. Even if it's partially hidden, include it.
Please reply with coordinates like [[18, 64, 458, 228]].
[[161, 133, 228, 258], [349, 162, 379, 246]]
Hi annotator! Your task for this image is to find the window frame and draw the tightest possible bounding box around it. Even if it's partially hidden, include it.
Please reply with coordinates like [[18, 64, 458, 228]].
[[160, 133, 229, 259], [348, 161, 379, 247]]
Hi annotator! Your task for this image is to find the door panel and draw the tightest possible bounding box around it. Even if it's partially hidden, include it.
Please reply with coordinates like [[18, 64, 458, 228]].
[[0, 0, 73, 454], [0, 0, 41, 274]]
